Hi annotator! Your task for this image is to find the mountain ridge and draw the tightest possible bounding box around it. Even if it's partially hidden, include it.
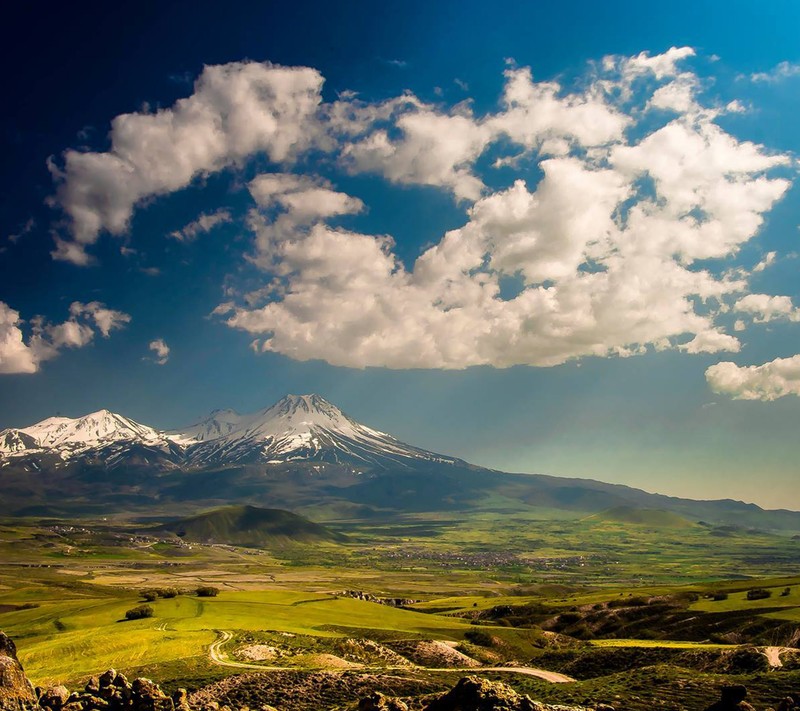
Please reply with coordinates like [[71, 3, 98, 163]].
[[1, 394, 799, 531], [0, 394, 460, 471]]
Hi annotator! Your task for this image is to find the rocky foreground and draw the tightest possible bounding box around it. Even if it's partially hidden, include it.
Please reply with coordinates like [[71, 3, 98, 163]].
[[1, 632, 798, 711]]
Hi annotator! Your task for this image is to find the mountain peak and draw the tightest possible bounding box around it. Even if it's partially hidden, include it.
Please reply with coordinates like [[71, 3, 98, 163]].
[[278, 393, 336, 408], [271, 394, 345, 421], [2, 394, 458, 472], [0, 408, 166, 457], [168, 393, 455, 468]]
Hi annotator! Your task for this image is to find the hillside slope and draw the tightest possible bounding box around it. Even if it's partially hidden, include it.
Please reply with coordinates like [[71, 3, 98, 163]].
[[154, 505, 345, 546]]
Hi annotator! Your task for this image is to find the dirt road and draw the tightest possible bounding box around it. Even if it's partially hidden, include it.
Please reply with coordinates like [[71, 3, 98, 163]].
[[207, 631, 575, 682]]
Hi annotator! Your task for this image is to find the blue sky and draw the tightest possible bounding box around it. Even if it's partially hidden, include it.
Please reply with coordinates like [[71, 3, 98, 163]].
[[3, 0, 800, 508]]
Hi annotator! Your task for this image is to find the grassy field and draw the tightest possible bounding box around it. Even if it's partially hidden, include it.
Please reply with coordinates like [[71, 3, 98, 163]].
[[1, 512, 799, 703], [588, 639, 730, 649], [0, 583, 476, 685]]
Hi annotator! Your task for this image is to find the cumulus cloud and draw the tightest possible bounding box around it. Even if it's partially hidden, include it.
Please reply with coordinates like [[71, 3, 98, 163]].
[[706, 355, 800, 400], [50, 56, 633, 257], [0, 301, 131, 374], [47, 48, 796, 372], [341, 109, 494, 200], [148, 339, 170, 365], [618, 46, 697, 81], [170, 209, 232, 242], [488, 66, 629, 152], [0, 303, 39, 374], [734, 293, 800, 323], [220, 49, 791, 369], [51, 61, 326, 263], [243, 173, 364, 270]]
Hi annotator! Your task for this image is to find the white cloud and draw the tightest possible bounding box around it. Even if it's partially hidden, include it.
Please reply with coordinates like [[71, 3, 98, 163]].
[[753, 251, 777, 272], [620, 46, 697, 81], [219, 50, 791, 369], [336, 63, 630, 202], [0, 301, 131, 374], [45, 49, 796, 372], [0, 303, 38, 374], [489, 66, 630, 152], [243, 173, 364, 271], [725, 99, 748, 114], [647, 75, 699, 113], [734, 293, 800, 323], [148, 339, 170, 365], [69, 301, 131, 336], [170, 209, 232, 242], [341, 109, 493, 201], [706, 355, 800, 401], [52, 61, 326, 263], [750, 61, 800, 83]]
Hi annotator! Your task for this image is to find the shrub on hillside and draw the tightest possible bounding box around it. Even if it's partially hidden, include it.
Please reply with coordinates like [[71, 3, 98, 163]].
[[781, 587, 792, 597], [140, 590, 158, 602], [157, 587, 179, 598], [464, 629, 495, 647], [558, 611, 583, 624], [196, 586, 220, 598], [569, 623, 595, 640], [672, 591, 700, 603], [125, 605, 154, 620], [726, 647, 769, 673], [746, 588, 771, 601], [710, 591, 729, 601], [608, 595, 649, 608]]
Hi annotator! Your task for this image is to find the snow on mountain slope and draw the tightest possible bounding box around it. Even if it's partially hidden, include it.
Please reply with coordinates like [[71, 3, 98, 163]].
[[166, 408, 241, 445], [0, 394, 460, 472], [0, 409, 180, 465], [22, 410, 163, 448], [171, 394, 458, 468]]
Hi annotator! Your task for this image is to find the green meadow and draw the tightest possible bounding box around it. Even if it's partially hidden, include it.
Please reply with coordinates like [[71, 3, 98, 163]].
[[0, 581, 474, 685], [1, 510, 799, 704]]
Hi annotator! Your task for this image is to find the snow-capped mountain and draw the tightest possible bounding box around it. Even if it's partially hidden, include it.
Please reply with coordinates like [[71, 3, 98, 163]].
[[0, 395, 458, 471], [0, 410, 183, 470], [169, 394, 458, 468], [18, 410, 161, 448], [1, 409, 166, 455], [3, 396, 799, 534]]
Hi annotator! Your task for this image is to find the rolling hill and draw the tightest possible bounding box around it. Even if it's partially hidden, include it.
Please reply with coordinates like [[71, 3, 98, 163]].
[[582, 506, 698, 528], [154, 505, 344, 546]]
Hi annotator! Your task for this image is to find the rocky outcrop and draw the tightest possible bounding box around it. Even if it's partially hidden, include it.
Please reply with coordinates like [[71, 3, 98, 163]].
[[336, 591, 417, 607], [704, 685, 757, 711], [358, 692, 408, 711], [0, 632, 37, 711], [421, 676, 596, 711], [33, 669, 182, 711]]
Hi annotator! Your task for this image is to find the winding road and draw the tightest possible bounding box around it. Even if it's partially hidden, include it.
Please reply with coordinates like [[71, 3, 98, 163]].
[[206, 630, 575, 682]]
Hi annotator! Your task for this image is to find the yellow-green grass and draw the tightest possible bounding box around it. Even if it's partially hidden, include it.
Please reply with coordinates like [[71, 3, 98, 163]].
[[416, 576, 800, 618], [3, 588, 473, 686], [19, 626, 214, 686], [589, 639, 731, 649], [691, 583, 800, 613]]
